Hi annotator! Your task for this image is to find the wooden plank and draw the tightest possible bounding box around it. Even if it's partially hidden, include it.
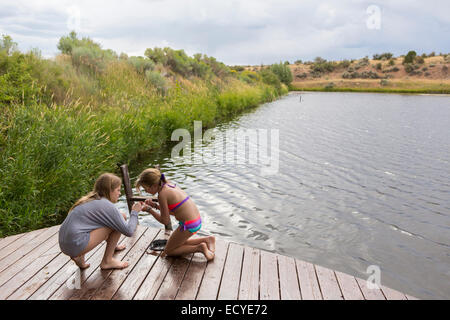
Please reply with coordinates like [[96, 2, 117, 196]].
[[335, 271, 364, 300], [380, 285, 408, 300], [112, 228, 168, 300], [91, 227, 160, 300], [0, 226, 59, 287], [295, 259, 322, 300], [259, 250, 279, 300], [7, 252, 71, 300], [196, 239, 228, 300], [133, 255, 174, 300], [0, 227, 51, 270], [28, 237, 111, 300], [217, 242, 244, 300], [0, 234, 62, 299], [238, 247, 260, 300], [175, 241, 209, 300], [315, 265, 343, 300], [154, 254, 193, 300], [278, 254, 301, 300], [63, 226, 147, 300], [355, 277, 386, 300], [0, 232, 28, 251]]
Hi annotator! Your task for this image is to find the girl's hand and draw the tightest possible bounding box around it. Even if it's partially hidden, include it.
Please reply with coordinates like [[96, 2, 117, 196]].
[[132, 201, 143, 212], [145, 199, 160, 210]]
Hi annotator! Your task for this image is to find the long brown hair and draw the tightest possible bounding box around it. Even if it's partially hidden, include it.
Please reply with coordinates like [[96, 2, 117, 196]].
[[69, 173, 122, 212]]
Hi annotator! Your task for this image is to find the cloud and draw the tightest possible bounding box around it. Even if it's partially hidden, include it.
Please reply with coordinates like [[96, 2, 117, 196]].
[[0, 0, 449, 64]]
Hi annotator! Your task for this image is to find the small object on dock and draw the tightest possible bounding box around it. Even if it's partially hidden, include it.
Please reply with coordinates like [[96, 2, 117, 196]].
[[148, 239, 167, 252]]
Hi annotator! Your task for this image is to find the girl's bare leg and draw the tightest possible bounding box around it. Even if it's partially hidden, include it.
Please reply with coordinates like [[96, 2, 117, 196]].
[[184, 236, 216, 252], [164, 228, 214, 261], [100, 230, 129, 270], [72, 227, 113, 269]]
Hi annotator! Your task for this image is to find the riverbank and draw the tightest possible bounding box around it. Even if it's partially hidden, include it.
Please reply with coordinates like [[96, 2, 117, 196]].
[[289, 79, 450, 94]]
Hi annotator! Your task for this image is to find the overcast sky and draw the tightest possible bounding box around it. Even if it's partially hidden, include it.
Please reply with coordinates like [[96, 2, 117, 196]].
[[1, 0, 449, 65]]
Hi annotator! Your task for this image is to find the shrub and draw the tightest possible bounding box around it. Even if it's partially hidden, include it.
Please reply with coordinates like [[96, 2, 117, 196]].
[[0, 34, 18, 55], [338, 60, 351, 69], [388, 59, 395, 66], [376, 63, 382, 70], [415, 56, 425, 64], [443, 65, 449, 74], [404, 63, 414, 73], [127, 56, 155, 74], [373, 53, 393, 60], [270, 62, 293, 85], [145, 70, 167, 94], [259, 68, 281, 93], [403, 51, 417, 64]]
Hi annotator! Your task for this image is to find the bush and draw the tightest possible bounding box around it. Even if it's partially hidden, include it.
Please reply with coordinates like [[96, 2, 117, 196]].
[[127, 56, 155, 74], [260, 68, 281, 93], [373, 53, 393, 60], [270, 62, 293, 86], [311, 57, 336, 74], [238, 70, 261, 84], [403, 51, 417, 64], [404, 63, 414, 73], [338, 60, 351, 69], [415, 56, 425, 64], [145, 70, 167, 94]]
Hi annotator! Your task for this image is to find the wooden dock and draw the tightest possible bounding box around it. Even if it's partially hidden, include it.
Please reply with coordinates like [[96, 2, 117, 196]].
[[0, 224, 418, 300]]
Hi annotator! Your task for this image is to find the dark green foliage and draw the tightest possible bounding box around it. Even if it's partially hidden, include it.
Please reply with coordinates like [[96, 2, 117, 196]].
[[342, 70, 380, 79], [260, 68, 282, 93], [270, 62, 293, 85], [57, 31, 102, 55], [311, 57, 336, 74], [403, 51, 417, 64], [373, 53, 393, 60]]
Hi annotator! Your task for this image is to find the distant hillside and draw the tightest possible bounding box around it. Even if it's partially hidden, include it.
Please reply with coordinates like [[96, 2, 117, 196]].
[[247, 53, 450, 93]]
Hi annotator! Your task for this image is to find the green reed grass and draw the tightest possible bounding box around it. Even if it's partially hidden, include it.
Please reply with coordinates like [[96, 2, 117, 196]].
[[0, 57, 284, 236]]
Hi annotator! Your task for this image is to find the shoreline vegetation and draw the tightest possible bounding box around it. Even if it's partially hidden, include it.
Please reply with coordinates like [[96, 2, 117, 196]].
[[0, 33, 288, 237]]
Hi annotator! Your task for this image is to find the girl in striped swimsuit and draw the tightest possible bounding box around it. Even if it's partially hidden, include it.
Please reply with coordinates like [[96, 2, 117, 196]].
[[135, 168, 215, 261]]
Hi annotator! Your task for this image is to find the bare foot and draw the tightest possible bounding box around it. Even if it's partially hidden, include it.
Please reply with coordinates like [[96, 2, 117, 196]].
[[206, 236, 216, 253], [100, 258, 129, 270], [199, 243, 215, 261], [115, 244, 126, 251], [71, 256, 90, 269]]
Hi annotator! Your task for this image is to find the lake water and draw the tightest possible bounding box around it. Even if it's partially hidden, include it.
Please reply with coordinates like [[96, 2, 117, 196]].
[[118, 92, 450, 299]]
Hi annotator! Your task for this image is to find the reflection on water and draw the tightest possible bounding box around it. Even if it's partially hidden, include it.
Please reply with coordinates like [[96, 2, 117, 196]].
[[118, 92, 450, 299]]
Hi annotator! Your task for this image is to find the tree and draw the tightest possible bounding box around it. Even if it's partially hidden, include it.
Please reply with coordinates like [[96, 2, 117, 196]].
[[403, 51, 417, 64], [0, 34, 18, 55]]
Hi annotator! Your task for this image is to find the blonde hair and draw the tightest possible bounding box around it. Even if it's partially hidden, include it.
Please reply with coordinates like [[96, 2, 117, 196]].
[[69, 173, 122, 212], [135, 167, 167, 194]]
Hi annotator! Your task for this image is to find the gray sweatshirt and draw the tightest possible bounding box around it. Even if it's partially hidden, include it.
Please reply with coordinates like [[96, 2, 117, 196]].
[[58, 198, 139, 257]]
